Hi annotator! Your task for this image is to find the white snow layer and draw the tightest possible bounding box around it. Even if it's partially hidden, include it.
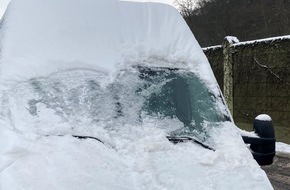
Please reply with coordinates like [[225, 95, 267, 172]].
[[0, 0, 216, 93], [276, 142, 290, 154], [239, 129, 259, 138], [202, 45, 222, 51], [0, 0, 10, 19], [225, 36, 240, 43], [234, 35, 290, 47], [255, 114, 272, 121], [0, 0, 273, 189]]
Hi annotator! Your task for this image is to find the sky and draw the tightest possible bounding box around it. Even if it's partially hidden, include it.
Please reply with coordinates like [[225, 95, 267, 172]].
[[0, 0, 175, 19], [127, 0, 174, 4]]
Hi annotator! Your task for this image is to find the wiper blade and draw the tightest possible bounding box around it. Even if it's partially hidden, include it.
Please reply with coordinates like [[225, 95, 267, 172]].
[[45, 135, 116, 150], [166, 136, 215, 151], [72, 135, 104, 144], [72, 135, 116, 150]]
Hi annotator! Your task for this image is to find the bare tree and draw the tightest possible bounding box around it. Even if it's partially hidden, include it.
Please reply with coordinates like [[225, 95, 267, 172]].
[[177, 0, 290, 46], [174, 0, 196, 17]]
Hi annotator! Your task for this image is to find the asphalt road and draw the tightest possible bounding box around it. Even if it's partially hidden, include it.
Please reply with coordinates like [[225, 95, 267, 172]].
[[262, 152, 290, 190]]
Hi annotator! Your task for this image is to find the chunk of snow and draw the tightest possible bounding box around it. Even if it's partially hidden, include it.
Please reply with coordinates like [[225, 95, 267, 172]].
[[255, 114, 272, 121], [239, 129, 259, 138], [225, 36, 239, 43], [276, 142, 290, 153]]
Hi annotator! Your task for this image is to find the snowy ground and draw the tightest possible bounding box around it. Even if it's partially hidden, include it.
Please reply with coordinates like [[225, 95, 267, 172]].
[[276, 142, 290, 154]]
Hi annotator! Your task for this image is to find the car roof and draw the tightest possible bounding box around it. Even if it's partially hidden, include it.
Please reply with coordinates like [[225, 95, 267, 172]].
[[0, 0, 218, 96]]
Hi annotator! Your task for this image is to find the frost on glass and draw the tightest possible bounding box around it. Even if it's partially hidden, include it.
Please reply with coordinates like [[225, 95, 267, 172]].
[[7, 67, 227, 142], [136, 67, 227, 141]]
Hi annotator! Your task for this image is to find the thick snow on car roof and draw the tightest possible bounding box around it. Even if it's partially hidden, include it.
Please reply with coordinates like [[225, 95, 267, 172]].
[[0, 0, 214, 90]]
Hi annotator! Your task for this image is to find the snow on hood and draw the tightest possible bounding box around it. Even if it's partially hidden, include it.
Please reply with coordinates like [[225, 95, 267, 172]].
[[0, 120, 272, 190], [0, 0, 272, 189]]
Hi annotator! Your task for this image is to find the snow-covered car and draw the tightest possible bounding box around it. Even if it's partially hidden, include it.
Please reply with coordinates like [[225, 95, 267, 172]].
[[0, 0, 273, 189]]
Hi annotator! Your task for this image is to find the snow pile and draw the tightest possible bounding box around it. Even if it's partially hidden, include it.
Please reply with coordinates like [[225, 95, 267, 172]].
[[276, 142, 290, 154]]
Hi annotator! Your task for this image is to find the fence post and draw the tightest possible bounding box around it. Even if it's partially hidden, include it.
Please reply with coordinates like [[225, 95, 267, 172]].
[[223, 36, 238, 116]]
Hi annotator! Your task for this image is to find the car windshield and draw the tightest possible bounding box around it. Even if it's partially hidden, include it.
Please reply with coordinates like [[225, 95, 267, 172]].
[[7, 66, 228, 142], [136, 67, 228, 138]]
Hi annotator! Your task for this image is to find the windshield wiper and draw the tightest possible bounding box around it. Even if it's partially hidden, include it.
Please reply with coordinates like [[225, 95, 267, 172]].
[[45, 135, 116, 150], [166, 136, 215, 151], [72, 135, 116, 150]]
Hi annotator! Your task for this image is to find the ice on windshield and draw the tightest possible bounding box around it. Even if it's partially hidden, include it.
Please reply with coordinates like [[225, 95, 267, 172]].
[[138, 67, 227, 140], [5, 67, 227, 143]]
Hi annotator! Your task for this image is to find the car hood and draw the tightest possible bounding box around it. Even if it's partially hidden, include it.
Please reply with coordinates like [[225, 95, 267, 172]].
[[0, 122, 273, 190]]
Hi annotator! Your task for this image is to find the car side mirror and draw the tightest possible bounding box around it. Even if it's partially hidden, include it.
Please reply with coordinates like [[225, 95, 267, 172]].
[[241, 114, 276, 165]]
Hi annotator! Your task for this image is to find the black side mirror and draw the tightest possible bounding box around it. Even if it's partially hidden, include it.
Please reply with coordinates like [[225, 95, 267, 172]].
[[242, 114, 276, 165]]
